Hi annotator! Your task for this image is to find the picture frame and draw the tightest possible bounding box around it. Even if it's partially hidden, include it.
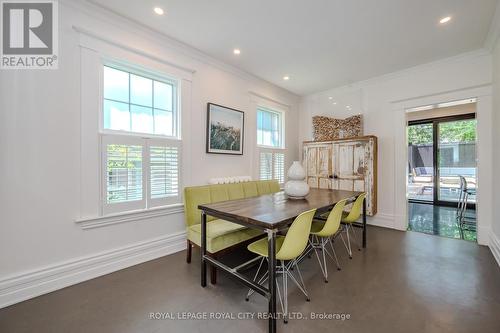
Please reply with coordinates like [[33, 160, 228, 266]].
[[206, 103, 244, 155]]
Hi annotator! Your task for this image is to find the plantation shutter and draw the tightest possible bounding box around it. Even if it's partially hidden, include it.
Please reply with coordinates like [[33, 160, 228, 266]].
[[259, 150, 285, 184], [273, 152, 285, 184], [260, 152, 273, 180], [102, 136, 146, 215], [149, 145, 180, 206], [106, 144, 143, 203]]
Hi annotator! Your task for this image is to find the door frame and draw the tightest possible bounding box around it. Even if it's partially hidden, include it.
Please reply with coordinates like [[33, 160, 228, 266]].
[[392, 85, 492, 246], [407, 113, 477, 209]]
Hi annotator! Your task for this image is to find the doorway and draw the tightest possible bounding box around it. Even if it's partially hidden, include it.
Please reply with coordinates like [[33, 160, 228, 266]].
[[406, 100, 477, 241]]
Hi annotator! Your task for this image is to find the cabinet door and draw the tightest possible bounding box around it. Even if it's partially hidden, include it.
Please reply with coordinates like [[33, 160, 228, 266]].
[[304, 144, 332, 189], [319, 178, 331, 189]]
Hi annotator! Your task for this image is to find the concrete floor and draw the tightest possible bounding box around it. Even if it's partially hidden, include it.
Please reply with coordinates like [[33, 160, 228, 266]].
[[1, 227, 499, 333]]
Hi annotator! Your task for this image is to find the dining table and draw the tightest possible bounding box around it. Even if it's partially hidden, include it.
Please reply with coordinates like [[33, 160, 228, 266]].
[[198, 188, 366, 333]]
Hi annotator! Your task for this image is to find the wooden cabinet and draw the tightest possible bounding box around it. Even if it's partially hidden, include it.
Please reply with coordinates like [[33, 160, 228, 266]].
[[303, 136, 377, 216]]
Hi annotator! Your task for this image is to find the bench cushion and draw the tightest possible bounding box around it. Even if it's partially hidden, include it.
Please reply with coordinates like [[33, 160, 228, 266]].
[[183, 180, 280, 253], [188, 219, 263, 253]]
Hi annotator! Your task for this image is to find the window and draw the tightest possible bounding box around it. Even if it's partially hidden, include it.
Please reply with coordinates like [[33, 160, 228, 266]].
[[257, 107, 283, 148], [103, 66, 177, 137], [257, 107, 285, 184], [101, 65, 180, 215]]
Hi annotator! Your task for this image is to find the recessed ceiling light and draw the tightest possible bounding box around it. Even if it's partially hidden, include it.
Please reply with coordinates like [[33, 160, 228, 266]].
[[283, 76, 290, 81], [233, 49, 241, 55], [346, 105, 351, 109], [328, 96, 333, 100], [154, 7, 164, 15], [333, 102, 337, 105], [439, 16, 451, 24]]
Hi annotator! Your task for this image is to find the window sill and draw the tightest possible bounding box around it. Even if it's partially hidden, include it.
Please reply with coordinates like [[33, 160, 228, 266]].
[[257, 145, 286, 150], [75, 203, 184, 230]]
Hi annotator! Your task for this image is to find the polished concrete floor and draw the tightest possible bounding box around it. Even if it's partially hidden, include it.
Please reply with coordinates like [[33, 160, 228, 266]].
[[1, 227, 499, 333], [408, 202, 477, 241]]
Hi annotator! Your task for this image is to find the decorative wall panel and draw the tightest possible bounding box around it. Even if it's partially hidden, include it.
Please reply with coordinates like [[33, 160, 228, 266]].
[[312, 115, 363, 141]]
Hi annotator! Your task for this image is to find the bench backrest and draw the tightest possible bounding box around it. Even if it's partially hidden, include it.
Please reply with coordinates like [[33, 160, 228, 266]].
[[183, 180, 281, 227]]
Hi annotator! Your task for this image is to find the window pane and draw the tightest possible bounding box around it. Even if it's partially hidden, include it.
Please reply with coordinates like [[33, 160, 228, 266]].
[[257, 111, 263, 145], [150, 146, 179, 199], [130, 74, 153, 107], [106, 144, 142, 203], [154, 109, 173, 136], [257, 109, 282, 148], [272, 130, 280, 147], [104, 100, 130, 131], [154, 81, 173, 111], [103, 67, 129, 102], [131, 105, 153, 134]]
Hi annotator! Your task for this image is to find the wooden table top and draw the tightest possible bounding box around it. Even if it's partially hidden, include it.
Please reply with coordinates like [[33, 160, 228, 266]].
[[198, 188, 363, 229]]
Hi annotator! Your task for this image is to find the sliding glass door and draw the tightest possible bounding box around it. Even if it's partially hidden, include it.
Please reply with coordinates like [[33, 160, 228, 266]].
[[407, 123, 434, 202], [407, 113, 476, 206], [437, 118, 477, 203]]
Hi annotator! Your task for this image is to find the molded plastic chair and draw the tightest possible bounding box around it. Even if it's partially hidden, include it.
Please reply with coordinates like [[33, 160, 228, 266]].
[[245, 209, 316, 323], [309, 199, 347, 282], [340, 193, 366, 258]]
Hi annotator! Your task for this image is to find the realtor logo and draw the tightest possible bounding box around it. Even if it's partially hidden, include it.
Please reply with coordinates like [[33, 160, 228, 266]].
[[1, 0, 58, 69]]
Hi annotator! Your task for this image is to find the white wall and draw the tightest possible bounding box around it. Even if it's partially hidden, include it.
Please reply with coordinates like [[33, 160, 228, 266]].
[[0, 0, 300, 307], [491, 37, 500, 264], [300, 50, 494, 245]]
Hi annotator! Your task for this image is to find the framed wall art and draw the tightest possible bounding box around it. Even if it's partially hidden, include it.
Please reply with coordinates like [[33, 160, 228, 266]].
[[206, 103, 244, 155]]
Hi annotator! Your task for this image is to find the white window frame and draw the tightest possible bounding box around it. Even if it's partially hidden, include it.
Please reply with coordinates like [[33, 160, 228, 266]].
[[99, 61, 182, 216], [100, 61, 180, 140]]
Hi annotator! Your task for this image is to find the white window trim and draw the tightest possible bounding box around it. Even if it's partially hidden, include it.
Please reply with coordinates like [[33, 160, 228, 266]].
[[75, 27, 194, 228], [99, 62, 183, 216], [76, 203, 184, 230]]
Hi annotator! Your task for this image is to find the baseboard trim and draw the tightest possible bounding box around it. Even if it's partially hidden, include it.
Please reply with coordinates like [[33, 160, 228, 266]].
[[0, 231, 186, 309], [367, 213, 398, 230], [489, 231, 500, 267]]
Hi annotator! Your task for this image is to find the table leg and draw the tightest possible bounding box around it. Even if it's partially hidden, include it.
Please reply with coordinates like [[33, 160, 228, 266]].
[[201, 211, 207, 287], [267, 229, 277, 333], [362, 198, 367, 248]]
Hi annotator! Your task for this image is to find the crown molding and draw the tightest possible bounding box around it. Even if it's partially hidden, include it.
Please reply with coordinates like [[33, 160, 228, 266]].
[[484, 0, 500, 51], [58, 0, 298, 99], [307, 48, 491, 99]]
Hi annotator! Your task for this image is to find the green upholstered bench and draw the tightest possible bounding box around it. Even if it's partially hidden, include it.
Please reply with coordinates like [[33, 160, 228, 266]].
[[183, 180, 281, 284]]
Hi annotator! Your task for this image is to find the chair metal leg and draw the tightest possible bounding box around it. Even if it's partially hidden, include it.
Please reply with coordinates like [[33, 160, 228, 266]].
[[348, 224, 361, 251], [343, 225, 353, 258], [311, 236, 335, 283], [290, 260, 310, 301], [329, 238, 341, 270], [246, 257, 265, 301]]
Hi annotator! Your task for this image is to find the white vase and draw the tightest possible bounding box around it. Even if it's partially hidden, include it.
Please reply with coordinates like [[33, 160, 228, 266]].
[[284, 161, 309, 199]]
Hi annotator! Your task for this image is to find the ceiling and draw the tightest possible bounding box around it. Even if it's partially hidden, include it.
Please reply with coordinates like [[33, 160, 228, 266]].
[[90, 0, 499, 95]]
